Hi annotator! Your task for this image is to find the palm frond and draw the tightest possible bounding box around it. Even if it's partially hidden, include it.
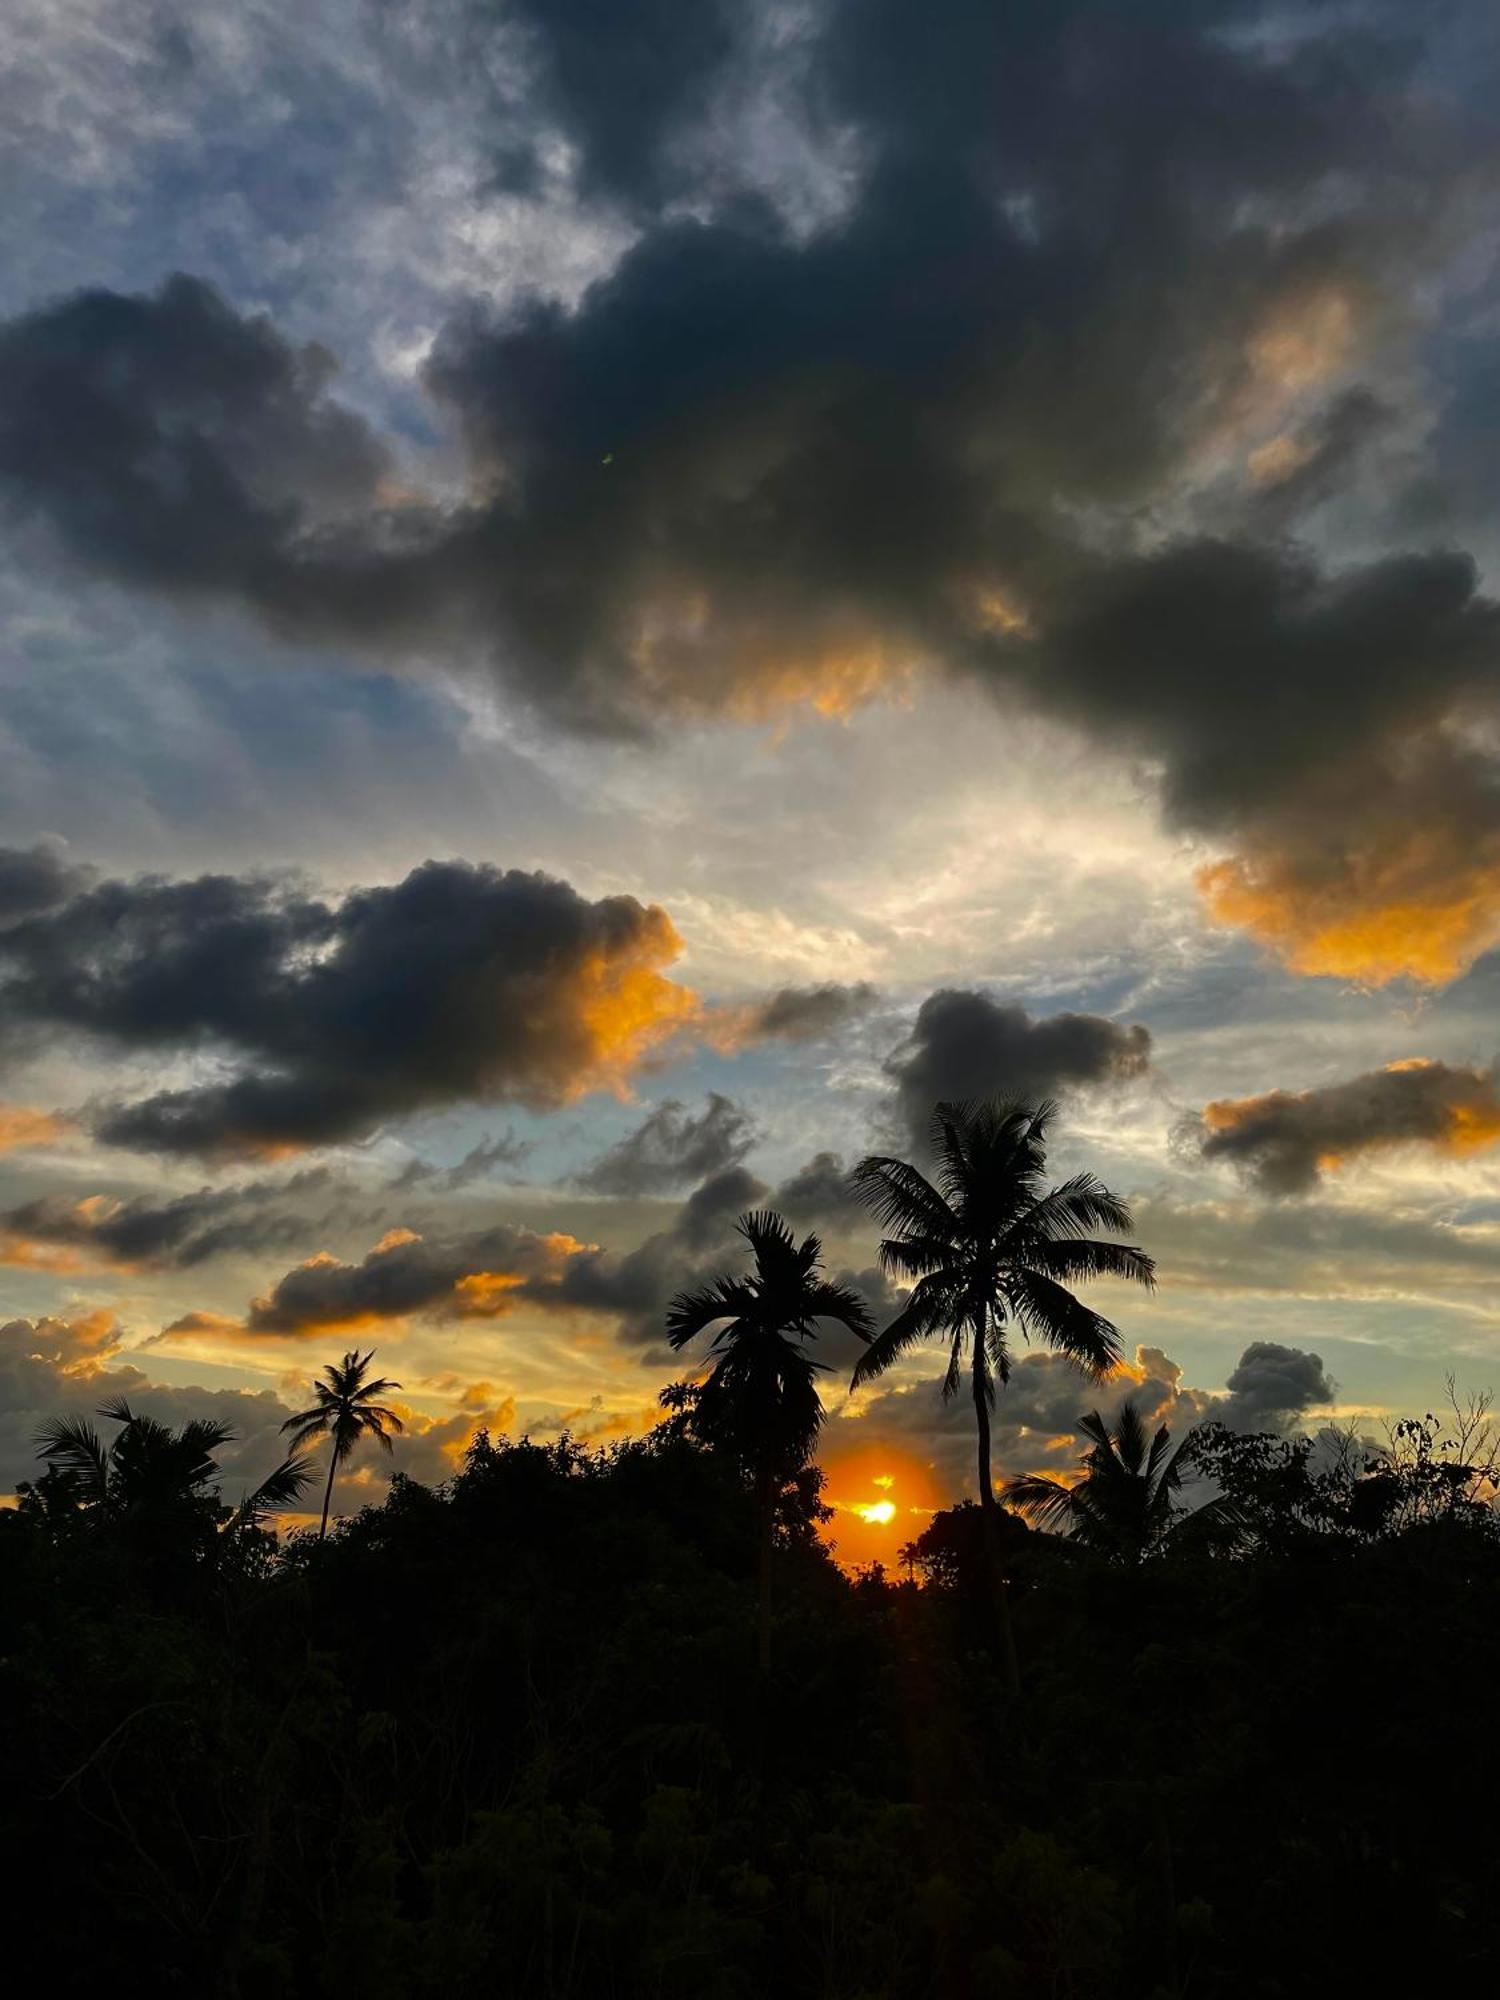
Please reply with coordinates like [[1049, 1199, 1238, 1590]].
[[33, 1415, 111, 1499], [232, 1453, 316, 1530], [849, 1281, 954, 1387], [801, 1279, 875, 1341], [666, 1278, 756, 1349], [1006, 1269, 1122, 1377], [1005, 1472, 1079, 1531], [849, 1155, 958, 1241], [1010, 1174, 1143, 1250], [1021, 1236, 1156, 1289]]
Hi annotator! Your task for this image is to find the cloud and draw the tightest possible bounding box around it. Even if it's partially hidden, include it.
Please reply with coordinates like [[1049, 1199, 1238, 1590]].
[[0, 273, 395, 613], [0, 1168, 334, 1271], [834, 1338, 1335, 1498], [0, 1104, 70, 1153], [1217, 1341, 1337, 1432], [216, 1223, 588, 1338], [1193, 1058, 1500, 1193], [390, 1130, 533, 1191], [0, 1305, 523, 1504], [576, 1091, 755, 1195], [4, 7, 1499, 983], [708, 982, 880, 1049], [772, 1151, 864, 1230], [0, 844, 89, 925], [884, 989, 1150, 1147], [0, 1308, 299, 1497], [0, 855, 700, 1155]]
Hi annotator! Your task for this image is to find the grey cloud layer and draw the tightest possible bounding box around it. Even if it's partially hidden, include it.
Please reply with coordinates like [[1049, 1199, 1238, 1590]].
[[0, 0, 1494, 969], [0, 1168, 335, 1269], [576, 1092, 754, 1196]]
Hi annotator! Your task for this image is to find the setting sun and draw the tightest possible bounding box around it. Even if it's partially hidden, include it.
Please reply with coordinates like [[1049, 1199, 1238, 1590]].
[[819, 1448, 944, 1569]]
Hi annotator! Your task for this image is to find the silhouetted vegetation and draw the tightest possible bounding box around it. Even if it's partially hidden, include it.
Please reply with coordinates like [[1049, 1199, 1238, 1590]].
[[6, 1105, 1500, 1995]]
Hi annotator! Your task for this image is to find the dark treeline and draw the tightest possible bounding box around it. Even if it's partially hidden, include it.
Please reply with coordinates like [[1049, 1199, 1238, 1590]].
[[5, 1100, 1500, 1996]]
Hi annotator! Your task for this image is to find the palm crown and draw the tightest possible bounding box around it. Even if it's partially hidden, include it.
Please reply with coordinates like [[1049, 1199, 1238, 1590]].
[[850, 1099, 1155, 1403], [850, 1097, 1154, 1687], [281, 1348, 404, 1539], [667, 1210, 873, 1477], [1007, 1401, 1246, 1562], [667, 1209, 872, 1669], [33, 1397, 312, 1564]]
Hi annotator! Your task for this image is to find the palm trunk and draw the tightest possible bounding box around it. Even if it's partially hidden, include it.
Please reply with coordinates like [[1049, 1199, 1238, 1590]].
[[755, 1460, 774, 1674], [318, 1444, 338, 1541], [972, 1328, 1021, 1695]]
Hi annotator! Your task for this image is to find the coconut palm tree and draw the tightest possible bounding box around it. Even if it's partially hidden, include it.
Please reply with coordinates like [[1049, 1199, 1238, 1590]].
[[280, 1349, 404, 1539], [33, 1397, 312, 1575], [850, 1098, 1155, 1686], [667, 1210, 873, 1670], [1006, 1401, 1246, 1562]]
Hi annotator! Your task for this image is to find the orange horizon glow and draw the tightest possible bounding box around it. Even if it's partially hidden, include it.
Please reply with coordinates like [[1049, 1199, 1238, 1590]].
[[817, 1445, 944, 1571]]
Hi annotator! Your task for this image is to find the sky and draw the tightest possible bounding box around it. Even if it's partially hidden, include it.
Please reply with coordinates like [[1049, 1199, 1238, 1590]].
[[2, 0, 1500, 1559]]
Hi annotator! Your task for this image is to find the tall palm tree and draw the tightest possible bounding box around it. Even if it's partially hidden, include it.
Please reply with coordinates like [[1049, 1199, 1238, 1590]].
[[667, 1210, 873, 1671], [280, 1349, 404, 1539], [1007, 1401, 1246, 1562], [850, 1099, 1155, 1686]]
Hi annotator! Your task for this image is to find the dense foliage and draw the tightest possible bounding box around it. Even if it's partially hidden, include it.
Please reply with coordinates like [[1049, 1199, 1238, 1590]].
[[5, 1388, 1500, 1998]]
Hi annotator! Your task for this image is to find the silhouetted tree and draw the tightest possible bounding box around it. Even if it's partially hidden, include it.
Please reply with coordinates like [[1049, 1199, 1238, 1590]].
[[851, 1099, 1154, 1686], [281, 1349, 404, 1539], [667, 1209, 872, 1669], [1006, 1400, 1245, 1562], [31, 1396, 311, 1587]]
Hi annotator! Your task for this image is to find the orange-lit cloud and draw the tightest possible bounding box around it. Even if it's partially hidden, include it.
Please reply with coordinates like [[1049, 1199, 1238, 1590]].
[[570, 909, 705, 1094], [1197, 851, 1500, 986], [156, 1225, 598, 1344], [1196, 1057, 1500, 1192], [0, 1104, 70, 1153]]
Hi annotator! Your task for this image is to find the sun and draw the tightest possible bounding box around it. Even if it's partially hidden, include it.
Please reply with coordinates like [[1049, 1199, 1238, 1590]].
[[817, 1448, 943, 1568]]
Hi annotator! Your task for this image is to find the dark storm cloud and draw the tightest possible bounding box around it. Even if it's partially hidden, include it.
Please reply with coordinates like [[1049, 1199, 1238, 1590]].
[[576, 1092, 755, 1196], [0, 845, 89, 926], [2, 5, 1499, 975], [0, 857, 696, 1155], [0, 1168, 334, 1269], [0, 274, 395, 606], [500, 0, 740, 204], [885, 990, 1150, 1148], [1192, 1059, 1500, 1194], [1218, 1341, 1337, 1432]]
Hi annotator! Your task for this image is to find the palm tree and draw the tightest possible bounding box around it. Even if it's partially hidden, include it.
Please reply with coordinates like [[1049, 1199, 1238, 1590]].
[[280, 1349, 405, 1539], [33, 1397, 312, 1571], [667, 1210, 873, 1670], [850, 1098, 1155, 1687], [1006, 1401, 1246, 1562]]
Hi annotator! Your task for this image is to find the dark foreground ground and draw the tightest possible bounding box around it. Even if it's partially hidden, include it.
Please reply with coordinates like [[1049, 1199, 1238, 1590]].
[[5, 1420, 1496, 1997]]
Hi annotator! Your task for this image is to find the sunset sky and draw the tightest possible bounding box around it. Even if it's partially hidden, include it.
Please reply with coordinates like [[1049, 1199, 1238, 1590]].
[[3, 0, 1500, 1554]]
